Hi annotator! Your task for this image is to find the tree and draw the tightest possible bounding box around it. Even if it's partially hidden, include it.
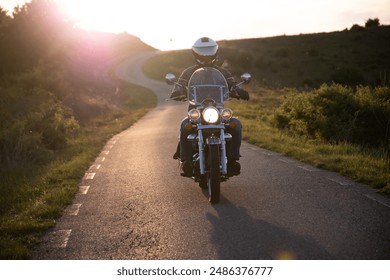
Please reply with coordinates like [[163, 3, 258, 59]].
[[365, 18, 380, 28], [0, 7, 9, 24]]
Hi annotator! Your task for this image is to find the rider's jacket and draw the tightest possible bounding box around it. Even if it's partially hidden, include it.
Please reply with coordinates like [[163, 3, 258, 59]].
[[170, 64, 249, 108], [171, 65, 235, 97]]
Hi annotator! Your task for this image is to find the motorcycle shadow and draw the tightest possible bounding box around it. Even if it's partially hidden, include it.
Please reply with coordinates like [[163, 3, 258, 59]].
[[204, 196, 335, 260]]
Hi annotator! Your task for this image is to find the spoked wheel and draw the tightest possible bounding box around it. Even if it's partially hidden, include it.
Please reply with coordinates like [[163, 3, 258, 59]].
[[207, 144, 220, 204]]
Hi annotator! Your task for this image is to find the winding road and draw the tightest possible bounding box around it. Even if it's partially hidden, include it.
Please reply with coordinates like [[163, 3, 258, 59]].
[[33, 52, 390, 260]]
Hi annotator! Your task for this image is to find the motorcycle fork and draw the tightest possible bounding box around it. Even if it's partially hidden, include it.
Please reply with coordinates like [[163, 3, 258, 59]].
[[197, 128, 228, 176]]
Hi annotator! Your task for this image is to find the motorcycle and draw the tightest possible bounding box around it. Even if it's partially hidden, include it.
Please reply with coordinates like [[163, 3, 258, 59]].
[[166, 67, 251, 204]]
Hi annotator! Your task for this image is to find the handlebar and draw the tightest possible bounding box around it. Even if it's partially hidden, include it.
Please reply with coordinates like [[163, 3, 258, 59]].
[[166, 96, 187, 101]]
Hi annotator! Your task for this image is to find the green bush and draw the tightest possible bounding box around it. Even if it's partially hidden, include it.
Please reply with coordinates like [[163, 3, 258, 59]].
[[274, 84, 390, 146], [0, 75, 79, 166]]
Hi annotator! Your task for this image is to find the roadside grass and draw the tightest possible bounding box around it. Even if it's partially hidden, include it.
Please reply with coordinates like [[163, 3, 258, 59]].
[[0, 84, 156, 259], [226, 86, 390, 194]]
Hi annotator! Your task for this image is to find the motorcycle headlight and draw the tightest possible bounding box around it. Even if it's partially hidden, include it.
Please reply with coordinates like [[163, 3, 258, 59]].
[[202, 107, 219, 124], [188, 109, 200, 122], [221, 108, 233, 121]]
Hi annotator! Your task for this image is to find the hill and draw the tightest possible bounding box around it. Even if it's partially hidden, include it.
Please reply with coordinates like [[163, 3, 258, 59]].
[[219, 25, 390, 88], [0, 0, 154, 166], [145, 25, 390, 88]]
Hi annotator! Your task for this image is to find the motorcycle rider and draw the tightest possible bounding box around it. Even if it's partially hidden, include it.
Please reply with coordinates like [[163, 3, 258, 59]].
[[170, 37, 249, 177]]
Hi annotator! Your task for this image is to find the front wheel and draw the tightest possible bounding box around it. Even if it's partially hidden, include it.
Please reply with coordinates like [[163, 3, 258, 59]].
[[207, 144, 220, 204]]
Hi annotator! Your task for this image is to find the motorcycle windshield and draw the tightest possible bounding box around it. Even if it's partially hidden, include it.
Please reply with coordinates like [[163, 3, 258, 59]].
[[188, 67, 229, 105]]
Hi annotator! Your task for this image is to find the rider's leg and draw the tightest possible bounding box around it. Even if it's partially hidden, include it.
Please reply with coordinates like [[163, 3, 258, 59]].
[[179, 117, 193, 176], [180, 117, 193, 161], [226, 118, 242, 160], [226, 118, 242, 176]]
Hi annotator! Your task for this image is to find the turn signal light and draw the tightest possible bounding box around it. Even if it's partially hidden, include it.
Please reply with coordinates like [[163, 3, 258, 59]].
[[229, 122, 236, 129], [185, 123, 193, 131]]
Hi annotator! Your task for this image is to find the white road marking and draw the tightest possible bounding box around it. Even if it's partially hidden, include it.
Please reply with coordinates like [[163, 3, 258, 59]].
[[65, 204, 82, 216], [47, 229, 72, 248], [326, 177, 354, 186], [79, 185, 90, 194], [102, 150, 110, 155], [101, 157, 105, 162], [365, 194, 390, 208], [298, 165, 320, 172], [85, 173, 96, 180], [89, 164, 101, 170], [278, 158, 296, 164], [59, 230, 72, 248]]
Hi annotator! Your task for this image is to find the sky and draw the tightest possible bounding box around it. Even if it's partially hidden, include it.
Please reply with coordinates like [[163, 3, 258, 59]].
[[1, 0, 390, 50]]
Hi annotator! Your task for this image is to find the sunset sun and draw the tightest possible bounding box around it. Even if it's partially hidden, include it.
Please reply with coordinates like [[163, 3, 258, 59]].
[[58, 0, 128, 33], [56, 0, 183, 49]]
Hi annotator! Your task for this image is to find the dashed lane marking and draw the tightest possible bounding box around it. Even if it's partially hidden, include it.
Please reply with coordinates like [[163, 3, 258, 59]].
[[261, 151, 275, 156], [326, 177, 354, 186], [278, 158, 296, 164], [365, 194, 390, 208], [298, 165, 320, 172], [79, 185, 90, 194], [89, 164, 101, 170], [64, 204, 82, 216], [84, 173, 96, 180], [101, 151, 110, 155], [46, 229, 72, 248]]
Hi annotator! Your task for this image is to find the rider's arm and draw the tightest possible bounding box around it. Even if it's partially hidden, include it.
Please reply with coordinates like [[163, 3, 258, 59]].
[[169, 66, 197, 101], [218, 66, 249, 101]]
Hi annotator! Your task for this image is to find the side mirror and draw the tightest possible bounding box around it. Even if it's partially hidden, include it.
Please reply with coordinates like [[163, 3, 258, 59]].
[[165, 73, 176, 85], [241, 73, 251, 84]]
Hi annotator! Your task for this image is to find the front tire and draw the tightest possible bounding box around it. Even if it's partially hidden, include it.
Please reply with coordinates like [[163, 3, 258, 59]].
[[199, 177, 207, 189], [207, 144, 220, 204]]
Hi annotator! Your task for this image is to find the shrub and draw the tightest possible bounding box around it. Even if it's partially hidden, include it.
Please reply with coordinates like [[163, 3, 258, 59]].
[[0, 78, 79, 166], [274, 84, 390, 147], [353, 86, 390, 144]]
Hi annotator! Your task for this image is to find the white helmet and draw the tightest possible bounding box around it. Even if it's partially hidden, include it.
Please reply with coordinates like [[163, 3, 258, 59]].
[[192, 37, 218, 66]]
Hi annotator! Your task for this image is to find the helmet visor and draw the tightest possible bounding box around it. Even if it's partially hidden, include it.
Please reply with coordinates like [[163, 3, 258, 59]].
[[193, 45, 218, 57]]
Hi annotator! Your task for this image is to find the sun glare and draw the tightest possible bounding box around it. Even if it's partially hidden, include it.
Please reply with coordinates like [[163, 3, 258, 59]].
[[58, 0, 128, 33], [56, 0, 195, 50]]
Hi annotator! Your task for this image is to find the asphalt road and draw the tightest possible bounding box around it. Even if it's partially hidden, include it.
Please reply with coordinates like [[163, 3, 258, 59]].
[[33, 52, 390, 260]]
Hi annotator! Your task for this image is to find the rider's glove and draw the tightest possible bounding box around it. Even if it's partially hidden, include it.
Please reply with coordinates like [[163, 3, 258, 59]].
[[170, 90, 186, 101], [238, 88, 249, 100], [232, 87, 249, 101]]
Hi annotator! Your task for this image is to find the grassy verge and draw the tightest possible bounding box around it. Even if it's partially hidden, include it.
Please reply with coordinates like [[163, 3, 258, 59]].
[[226, 86, 390, 194], [0, 84, 156, 259]]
